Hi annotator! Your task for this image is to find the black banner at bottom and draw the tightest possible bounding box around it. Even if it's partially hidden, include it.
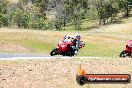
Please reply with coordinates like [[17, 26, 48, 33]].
[[76, 74, 131, 85]]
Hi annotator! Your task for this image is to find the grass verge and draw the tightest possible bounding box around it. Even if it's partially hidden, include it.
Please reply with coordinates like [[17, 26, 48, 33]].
[[0, 27, 130, 57]]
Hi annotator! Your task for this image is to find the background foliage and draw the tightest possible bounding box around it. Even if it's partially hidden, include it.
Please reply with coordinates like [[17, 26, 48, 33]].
[[0, 0, 132, 30]]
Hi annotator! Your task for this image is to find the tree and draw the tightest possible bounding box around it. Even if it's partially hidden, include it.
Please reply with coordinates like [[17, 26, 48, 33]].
[[54, 0, 64, 30], [63, 0, 90, 30], [118, 0, 132, 17], [0, 0, 9, 14], [0, 0, 9, 27], [91, 0, 108, 25], [18, 0, 33, 13], [91, 0, 120, 25], [33, 0, 49, 19]]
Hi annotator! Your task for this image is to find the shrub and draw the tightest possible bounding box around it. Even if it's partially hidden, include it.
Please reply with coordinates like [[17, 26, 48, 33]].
[[0, 13, 9, 27]]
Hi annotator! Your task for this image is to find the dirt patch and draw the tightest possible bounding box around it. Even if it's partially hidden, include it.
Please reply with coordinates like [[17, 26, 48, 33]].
[[0, 42, 34, 53], [0, 58, 132, 88], [90, 22, 132, 34]]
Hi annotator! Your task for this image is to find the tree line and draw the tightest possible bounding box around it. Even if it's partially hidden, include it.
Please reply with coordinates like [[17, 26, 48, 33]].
[[0, 0, 132, 30]]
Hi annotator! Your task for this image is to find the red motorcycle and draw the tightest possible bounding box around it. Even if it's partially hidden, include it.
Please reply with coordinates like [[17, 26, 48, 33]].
[[50, 39, 85, 56], [119, 40, 132, 58]]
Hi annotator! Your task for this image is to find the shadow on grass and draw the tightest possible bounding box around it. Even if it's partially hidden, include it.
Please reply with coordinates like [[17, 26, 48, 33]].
[[106, 15, 132, 25], [122, 14, 132, 18], [105, 20, 125, 25]]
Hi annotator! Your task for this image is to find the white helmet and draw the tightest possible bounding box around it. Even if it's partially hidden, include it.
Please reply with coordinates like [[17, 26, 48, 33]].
[[76, 33, 81, 40]]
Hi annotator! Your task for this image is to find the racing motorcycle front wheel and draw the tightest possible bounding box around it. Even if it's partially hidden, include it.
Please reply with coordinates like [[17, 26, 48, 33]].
[[50, 49, 58, 56], [119, 50, 129, 58]]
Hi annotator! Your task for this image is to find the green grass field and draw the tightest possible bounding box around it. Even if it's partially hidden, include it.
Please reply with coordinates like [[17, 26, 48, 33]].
[[0, 17, 132, 57], [0, 29, 128, 57], [0, 17, 132, 88]]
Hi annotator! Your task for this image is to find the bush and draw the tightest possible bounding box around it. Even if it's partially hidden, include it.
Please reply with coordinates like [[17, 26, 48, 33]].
[[0, 13, 9, 27], [30, 17, 47, 30], [55, 19, 63, 30], [9, 9, 32, 28], [38, 21, 47, 30], [21, 13, 32, 28], [86, 8, 99, 20], [46, 21, 55, 30]]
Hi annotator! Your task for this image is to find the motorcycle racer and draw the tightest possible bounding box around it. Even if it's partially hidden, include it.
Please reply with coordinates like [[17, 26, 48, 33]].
[[127, 40, 132, 48], [120, 40, 132, 57], [50, 33, 85, 56], [63, 33, 81, 54], [63, 35, 71, 43]]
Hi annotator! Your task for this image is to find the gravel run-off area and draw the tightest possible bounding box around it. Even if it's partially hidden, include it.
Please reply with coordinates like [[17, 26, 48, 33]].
[[0, 58, 132, 88]]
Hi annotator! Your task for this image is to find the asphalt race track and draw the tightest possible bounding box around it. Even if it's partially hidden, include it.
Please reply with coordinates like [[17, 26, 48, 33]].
[[0, 53, 106, 60]]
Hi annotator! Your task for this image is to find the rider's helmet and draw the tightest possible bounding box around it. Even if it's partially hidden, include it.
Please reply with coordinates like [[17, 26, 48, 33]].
[[127, 40, 132, 48], [75, 33, 81, 41], [63, 35, 67, 40]]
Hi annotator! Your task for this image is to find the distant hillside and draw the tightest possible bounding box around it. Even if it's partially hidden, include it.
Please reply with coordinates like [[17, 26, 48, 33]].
[[9, 0, 19, 3], [0, 0, 132, 30]]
